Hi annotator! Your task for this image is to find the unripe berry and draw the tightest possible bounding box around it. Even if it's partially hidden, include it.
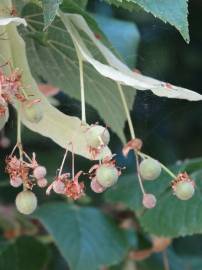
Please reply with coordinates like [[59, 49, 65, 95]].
[[139, 158, 161, 180], [37, 178, 48, 188], [96, 146, 112, 160], [23, 100, 43, 123], [142, 193, 157, 209], [90, 178, 105, 193], [53, 180, 65, 194], [96, 165, 118, 188], [10, 177, 23, 188], [15, 190, 37, 215], [174, 181, 195, 200], [33, 166, 47, 179], [86, 125, 110, 148]]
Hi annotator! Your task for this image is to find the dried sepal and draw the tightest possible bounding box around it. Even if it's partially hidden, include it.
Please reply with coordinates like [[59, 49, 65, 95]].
[[171, 172, 195, 200], [122, 138, 143, 157]]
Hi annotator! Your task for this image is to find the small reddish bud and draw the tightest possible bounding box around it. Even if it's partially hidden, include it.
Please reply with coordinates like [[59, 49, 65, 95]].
[[10, 176, 22, 188], [142, 193, 157, 209], [90, 178, 105, 193], [37, 178, 48, 188], [53, 180, 65, 194], [33, 166, 47, 179], [0, 136, 11, 148]]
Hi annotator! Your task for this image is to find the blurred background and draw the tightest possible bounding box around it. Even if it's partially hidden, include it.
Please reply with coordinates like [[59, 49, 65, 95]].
[[0, 0, 202, 269]]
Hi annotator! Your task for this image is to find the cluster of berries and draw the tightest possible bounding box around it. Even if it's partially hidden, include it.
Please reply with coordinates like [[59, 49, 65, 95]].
[[46, 125, 122, 198], [5, 146, 47, 214], [122, 138, 195, 209]]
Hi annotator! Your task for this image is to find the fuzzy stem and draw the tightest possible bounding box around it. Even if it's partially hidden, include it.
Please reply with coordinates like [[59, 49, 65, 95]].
[[117, 83, 135, 139], [71, 143, 75, 179], [59, 148, 68, 176], [162, 250, 170, 270], [77, 50, 86, 123], [138, 152, 176, 179], [17, 102, 23, 162], [117, 83, 145, 193], [135, 153, 145, 194]]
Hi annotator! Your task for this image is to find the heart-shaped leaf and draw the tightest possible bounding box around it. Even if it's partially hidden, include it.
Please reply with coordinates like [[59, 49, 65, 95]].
[[105, 0, 189, 42], [105, 158, 202, 237], [33, 203, 129, 270]]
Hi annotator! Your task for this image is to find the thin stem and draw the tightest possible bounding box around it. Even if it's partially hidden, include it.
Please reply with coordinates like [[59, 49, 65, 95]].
[[59, 148, 68, 176], [17, 102, 23, 161], [162, 250, 170, 270], [20, 87, 29, 100], [135, 152, 145, 194], [117, 83, 145, 193], [77, 50, 86, 123], [138, 152, 176, 179], [71, 143, 75, 179], [117, 83, 135, 139]]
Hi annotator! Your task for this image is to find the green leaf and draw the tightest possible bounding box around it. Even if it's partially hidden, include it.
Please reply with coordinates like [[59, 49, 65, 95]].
[[0, 237, 49, 270], [105, 0, 189, 42], [42, 0, 63, 30], [21, 2, 136, 143], [105, 157, 202, 237], [33, 203, 129, 270], [74, 0, 88, 8]]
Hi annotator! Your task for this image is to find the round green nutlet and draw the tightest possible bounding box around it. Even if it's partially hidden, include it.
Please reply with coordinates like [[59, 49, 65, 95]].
[[15, 190, 37, 215], [139, 158, 161, 180], [86, 125, 110, 148], [23, 100, 43, 123], [175, 181, 195, 200], [96, 165, 118, 188]]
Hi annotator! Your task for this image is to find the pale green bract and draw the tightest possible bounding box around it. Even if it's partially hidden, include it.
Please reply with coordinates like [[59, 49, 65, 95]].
[[0, 16, 111, 159], [59, 12, 202, 101]]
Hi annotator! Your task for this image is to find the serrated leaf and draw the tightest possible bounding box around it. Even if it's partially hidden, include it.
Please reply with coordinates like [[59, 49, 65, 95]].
[[21, 2, 135, 142], [105, 158, 202, 237], [33, 203, 129, 270], [0, 237, 49, 270], [42, 0, 63, 30], [105, 0, 189, 42]]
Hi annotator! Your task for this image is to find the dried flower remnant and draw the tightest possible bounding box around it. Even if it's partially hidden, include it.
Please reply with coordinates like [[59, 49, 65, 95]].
[[65, 171, 85, 200], [47, 146, 85, 200], [0, 65, 43, 125], [122, 138, 143, 157], [0, 67, 25, 103], [172, 172, 195, 200], [5, 146, 47, 190]]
